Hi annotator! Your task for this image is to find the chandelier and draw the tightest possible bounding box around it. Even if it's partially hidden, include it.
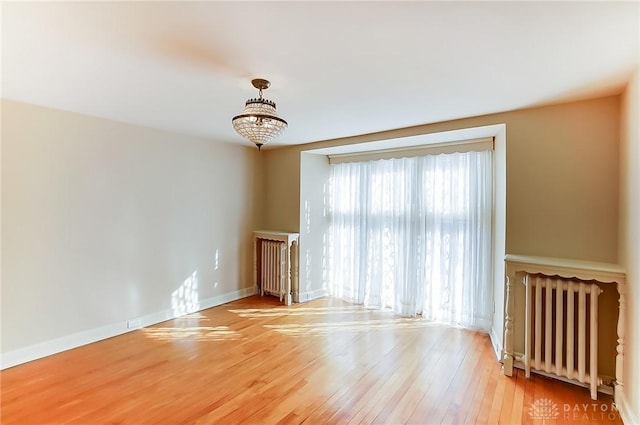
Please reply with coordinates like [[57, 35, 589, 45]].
[[232, 78, 288, 151]]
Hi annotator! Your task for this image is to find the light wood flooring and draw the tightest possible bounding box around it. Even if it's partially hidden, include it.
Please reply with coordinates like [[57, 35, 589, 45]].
[[1, 295, 623, 424]]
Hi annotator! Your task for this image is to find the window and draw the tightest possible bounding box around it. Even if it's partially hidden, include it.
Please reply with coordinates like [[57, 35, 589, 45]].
[[328, 149, 493, 330]]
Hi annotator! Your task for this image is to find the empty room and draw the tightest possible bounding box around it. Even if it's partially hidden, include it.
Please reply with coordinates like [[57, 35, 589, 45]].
[[2, 2, 639, 424]]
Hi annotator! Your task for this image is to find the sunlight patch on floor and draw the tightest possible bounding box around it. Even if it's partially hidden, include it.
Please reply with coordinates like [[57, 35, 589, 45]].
[[264, 317, 444, 336], [143, 326, 243, 341], [228, 305, 389, 318]]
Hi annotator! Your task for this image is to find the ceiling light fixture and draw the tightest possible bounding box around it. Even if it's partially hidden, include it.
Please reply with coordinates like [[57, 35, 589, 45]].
[[232, 78, 288, 151]]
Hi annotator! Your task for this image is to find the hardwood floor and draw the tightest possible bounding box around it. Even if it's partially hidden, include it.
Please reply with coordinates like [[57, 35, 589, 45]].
[[1, 296, 623, 424]]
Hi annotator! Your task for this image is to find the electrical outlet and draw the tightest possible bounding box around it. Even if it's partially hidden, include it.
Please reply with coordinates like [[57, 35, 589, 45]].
[[127, 319, 142, 329]]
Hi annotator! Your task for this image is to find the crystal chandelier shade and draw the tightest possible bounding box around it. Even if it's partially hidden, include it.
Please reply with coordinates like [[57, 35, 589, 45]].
[[232, 79, 288, 150]]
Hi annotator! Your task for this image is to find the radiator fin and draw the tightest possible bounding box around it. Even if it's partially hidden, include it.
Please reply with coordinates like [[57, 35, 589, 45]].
[[259, 239, 287, 301], [524, 275, 602, 399]]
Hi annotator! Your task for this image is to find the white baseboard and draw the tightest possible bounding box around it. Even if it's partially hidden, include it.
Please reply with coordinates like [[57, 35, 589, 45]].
[[296, 288, 327, 303], [616, 387, 640, 425], [489, 325, 503, 361], [199, 286, 256, 311], [0, 286, 256, 370]]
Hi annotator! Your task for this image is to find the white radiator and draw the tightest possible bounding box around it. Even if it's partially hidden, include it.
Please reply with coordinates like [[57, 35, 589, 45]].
[[253, 231, 299, 306], [524, 274, 603, 400], [259, 239, 287, 301]]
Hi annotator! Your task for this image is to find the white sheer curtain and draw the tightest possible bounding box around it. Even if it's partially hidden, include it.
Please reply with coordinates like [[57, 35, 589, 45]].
[[328, 150, 493, 330]]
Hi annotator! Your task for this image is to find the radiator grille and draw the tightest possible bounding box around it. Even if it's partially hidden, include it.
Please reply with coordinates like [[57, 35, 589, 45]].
[[259, 239, 287, 300], [524, 275, 603, 399]]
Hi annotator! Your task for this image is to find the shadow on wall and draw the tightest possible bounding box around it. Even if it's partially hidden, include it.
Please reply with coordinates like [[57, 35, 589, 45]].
[[214, 248, 220, 289], [304, 199, 312, 292], [322, 181, 329, 290], [303, 180, 331, 295], [172, 271, 200, 317]]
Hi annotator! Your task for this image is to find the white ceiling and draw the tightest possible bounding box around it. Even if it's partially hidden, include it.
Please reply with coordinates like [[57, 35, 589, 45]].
[[2, 1, 638, 149]]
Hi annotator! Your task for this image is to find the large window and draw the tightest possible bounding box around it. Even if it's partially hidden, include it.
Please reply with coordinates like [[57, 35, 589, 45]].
[[328, 149, 493, 330]]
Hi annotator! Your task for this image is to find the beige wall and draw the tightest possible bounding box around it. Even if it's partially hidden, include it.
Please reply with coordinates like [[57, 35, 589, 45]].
[[262, 148, 300, 233], [505, 99, 619, 262], [620, 67, 640, 423], [1, 100, 262, 357], [264, 95, 620, 262]]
